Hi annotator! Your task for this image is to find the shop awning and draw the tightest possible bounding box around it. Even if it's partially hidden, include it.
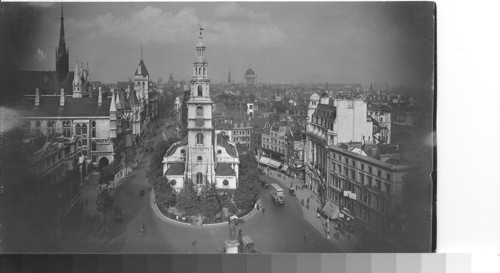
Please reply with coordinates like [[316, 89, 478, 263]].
[[267, 159, 281, 168], [281, 165, 289, 171], [322, 201, 340, 219], [259, 157, 269, 165], [340, 208, 355, 220]]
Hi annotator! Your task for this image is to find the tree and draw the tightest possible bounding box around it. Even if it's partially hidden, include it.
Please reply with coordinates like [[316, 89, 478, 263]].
[[98, 165, 116, 184], [199, 184, 222, 219], [96, 189, 114, 235], [153, 176, 176, 209], [98, 157, 109, 171], [234, 171, 260, 211], [175, 179, 200, 216], [149, 137, 180, 177]]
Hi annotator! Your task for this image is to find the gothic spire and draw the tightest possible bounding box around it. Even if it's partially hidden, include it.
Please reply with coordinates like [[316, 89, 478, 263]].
[[58, 3, 66, 51]]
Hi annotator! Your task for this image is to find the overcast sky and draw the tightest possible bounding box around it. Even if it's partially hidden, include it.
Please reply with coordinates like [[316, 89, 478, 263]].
[[23, 2, 434, 87]]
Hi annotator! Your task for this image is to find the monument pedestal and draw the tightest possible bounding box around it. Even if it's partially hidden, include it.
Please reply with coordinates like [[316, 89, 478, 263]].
[[225, 240, 240, 254]]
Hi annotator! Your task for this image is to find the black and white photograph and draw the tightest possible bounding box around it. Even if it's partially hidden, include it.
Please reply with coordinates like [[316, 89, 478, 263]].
[[0, 2, 435, 254]]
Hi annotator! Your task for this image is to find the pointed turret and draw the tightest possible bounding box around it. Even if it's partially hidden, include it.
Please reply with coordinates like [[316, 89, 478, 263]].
[[72, 61, 82, 98], [109, 90, 117, 139]]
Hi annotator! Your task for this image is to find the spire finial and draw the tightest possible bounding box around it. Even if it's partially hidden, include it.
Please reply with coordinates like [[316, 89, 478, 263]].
[[199, 25, 204, 37], [61, 3, 64, 20], [140, 43, 143, 61]]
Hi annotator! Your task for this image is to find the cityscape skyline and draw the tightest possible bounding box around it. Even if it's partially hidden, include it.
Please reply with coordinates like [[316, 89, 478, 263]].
[[21, 2, 434, 87]]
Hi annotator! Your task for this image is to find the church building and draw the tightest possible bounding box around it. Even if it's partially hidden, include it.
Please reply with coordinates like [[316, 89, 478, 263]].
[[163, 29, 240, 192]]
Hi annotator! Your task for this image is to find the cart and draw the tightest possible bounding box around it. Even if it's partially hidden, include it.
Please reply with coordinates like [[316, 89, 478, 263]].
[[242, 236, 254, 252]]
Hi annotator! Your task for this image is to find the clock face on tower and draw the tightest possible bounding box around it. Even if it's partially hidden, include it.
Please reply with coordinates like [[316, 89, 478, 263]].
[[195, 118, 205, 127]]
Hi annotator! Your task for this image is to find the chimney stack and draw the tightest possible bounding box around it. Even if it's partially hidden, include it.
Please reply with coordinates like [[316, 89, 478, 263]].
[[35, 88, 40, 107], [98, 87, 102, 106], [59, 88, 65, 107]]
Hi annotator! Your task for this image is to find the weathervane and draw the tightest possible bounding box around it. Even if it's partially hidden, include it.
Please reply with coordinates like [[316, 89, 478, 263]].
[[199, 25, 204, 37]]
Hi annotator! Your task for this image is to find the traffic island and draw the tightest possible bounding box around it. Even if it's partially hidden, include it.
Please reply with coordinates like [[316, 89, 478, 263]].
[[150, 189, 258, 228]]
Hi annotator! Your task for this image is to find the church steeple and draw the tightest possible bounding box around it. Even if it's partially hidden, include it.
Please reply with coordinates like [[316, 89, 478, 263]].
[[56, 3, 69, 83], [228, 68, 231, 84]]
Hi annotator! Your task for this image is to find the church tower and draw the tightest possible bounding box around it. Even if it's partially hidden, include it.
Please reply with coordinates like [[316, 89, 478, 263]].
[[228, 68, 231, 84], [56, 3, 69, 83], [134, 45, 150, 116], [186, 27, 215, 186]]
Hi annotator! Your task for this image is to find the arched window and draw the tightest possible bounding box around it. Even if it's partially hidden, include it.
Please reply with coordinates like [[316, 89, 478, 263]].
[[196, 133, 204, 145], [91, 120, 96, 137], [196, 106, 203, 117], [198, 85, 202, 96], [196, 172, 203, 185], [82, 124, 87, 135], [91, 141, 97, 151], [75, 124, 81, 135]]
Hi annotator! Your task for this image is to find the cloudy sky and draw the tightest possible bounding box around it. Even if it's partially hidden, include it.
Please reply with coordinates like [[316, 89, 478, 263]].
[[21, 2, 434, 87]]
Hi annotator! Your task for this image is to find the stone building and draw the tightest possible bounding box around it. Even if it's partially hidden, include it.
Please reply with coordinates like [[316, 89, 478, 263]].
[[163, 29, 240, 193]]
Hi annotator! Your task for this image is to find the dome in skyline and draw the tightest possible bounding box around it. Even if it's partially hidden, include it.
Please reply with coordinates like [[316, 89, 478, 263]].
[[245, 68, 255, 76]]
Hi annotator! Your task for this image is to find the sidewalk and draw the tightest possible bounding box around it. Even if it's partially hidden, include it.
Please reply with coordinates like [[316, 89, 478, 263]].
[[261, 167, 360, 251]]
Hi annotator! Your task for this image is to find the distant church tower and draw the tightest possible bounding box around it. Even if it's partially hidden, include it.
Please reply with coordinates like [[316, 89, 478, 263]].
[[186, 26, 216, 185], [134, 45, 150, 115], [56, 4, 69, 83], [228, 68, 232, 84]]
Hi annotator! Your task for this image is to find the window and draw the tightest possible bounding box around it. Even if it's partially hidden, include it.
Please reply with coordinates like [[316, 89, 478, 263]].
[[386, 173, 391, 180], [374, 179, 381, 190], [377, 169, 382, 177], [92, 155, 97, 162], [223, 179, 229, 186], [47, 121, 55, 134], [361, 163, 365, 170], [196, 106, 203, 117], [197, 156, 202, 161], [91, 121, 96, 138], [337, 164, 341, 172], [75, 124, 81, 135], [82, 138, 87, 146], [170, 180, 177, 186], [368, 166, 373, 173], [359, 173, 364, 183], [351, 160, 356, 167], [344, 166, 348, 176], [345, 157, 348, 163], [196, 133, 204, 145], [351, 169, 355, 180], [338, 155, 342, 162], [82, 124, 87, 135], [385, 184, 391, 194], [198, 85, 203, 96], [196, 172, 203, 185], [367, 176, 372, 186], [91, 141, 97, 151]]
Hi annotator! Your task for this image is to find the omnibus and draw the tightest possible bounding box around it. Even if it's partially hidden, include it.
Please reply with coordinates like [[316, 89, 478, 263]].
[[269, 183, 284, 205]]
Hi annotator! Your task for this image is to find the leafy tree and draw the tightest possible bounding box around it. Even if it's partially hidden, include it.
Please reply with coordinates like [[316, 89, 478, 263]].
[[175, 179, 200, 216], [96, 189, 114, 235], [149, 136, 180, 177], [97, 157, 109, 171], [98, 165, 116, 184], [153, 176, 176, 209], [234, 172, 260, 211], [199, 184, 222, 219]]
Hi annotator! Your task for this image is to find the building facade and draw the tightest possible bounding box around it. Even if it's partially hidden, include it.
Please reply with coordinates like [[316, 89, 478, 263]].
[[163, 29, 240, 193], [304, 93, 373, 193], [231, 121, 252, 149], [326, 143, 411, 231]]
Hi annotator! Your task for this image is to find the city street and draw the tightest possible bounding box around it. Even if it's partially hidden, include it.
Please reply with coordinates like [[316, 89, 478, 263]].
[[60, 118, 338, 253]]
